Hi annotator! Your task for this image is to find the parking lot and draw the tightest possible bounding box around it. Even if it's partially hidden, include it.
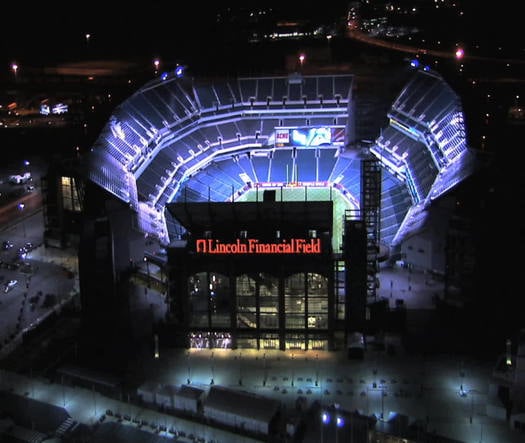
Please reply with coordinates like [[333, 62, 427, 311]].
[[0, 199, 78, 360]]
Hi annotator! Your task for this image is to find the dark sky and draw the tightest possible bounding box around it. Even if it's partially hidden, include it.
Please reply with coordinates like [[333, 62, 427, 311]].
[[1, 1, 523, 68]]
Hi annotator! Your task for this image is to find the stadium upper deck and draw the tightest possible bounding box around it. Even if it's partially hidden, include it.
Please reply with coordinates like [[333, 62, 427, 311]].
[[87, 68, 475, 249]]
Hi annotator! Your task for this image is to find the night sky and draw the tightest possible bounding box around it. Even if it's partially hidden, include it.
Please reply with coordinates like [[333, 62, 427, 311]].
[[2, 1, 523, 68]]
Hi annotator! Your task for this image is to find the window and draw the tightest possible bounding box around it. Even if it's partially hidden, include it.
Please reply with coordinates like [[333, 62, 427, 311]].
[[61, 176, 81, 212]]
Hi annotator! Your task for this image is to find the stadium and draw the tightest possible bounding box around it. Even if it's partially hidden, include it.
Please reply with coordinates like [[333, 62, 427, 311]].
[[80, 66, 477, 354]]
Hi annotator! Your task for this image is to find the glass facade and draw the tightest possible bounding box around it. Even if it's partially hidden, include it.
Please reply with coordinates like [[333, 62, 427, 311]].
[[188, 271, 329, 350], [61, 176, 81, 212], [188, 272, 230, 328]]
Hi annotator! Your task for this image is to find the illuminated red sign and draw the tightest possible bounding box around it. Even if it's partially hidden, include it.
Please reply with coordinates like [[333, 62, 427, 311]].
[[195, 238, 321, 254]]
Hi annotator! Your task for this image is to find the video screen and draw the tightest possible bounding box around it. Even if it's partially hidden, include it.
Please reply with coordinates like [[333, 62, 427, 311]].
[[275, 127, 344, 147]]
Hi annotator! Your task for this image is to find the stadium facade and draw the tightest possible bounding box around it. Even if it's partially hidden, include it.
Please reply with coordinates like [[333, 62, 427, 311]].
[[78, 68, 476, 353]]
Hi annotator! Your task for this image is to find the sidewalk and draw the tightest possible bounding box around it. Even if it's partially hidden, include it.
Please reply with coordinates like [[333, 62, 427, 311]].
[[0, 369, 263, 443]]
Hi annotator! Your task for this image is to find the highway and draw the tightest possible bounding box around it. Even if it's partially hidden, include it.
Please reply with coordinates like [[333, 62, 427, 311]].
[[347, 29, 525, 65]]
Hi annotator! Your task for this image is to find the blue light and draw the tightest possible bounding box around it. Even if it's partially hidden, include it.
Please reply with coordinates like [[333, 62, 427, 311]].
[[423, 65, 430, 71], [175, 65, 184, 78], [410, 59, 419, 68], [160, 72, 169, 81], [322, 412, 330, 424], [336, 416, 344, 427]]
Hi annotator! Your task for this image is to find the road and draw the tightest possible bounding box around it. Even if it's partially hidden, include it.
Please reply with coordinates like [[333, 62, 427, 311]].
[[0, 190, 42, 227], [347, 29, 525, 65]]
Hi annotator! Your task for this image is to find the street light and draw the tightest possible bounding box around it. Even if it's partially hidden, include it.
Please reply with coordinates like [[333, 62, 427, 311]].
[[210, 351, 215, 385], [336, 415, 344, 443], [315, 353, 319, 386], [321, 411, 330, 443], [18, 203, 26, 238], [154, 333, 159, 359], [186, 350, 191, 384], [153, 58, 160, 75], [238, 351, 243, 386], [291, 353, 295, 387], [11, 62, 18, 81], [299, 53, 305, 70], [144, 256, 150, 287], [381, 387, 386, 420], [506, 338, 512, 366], [263, 352, 267, 386], [23, 160, 31, 181]]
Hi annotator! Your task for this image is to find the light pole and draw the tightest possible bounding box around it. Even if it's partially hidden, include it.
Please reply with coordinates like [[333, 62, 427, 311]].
[[263, 352, 267, 386], [381, 387, 386, 420], [210, 351, 214, 385], [153, 58, 160, 75], [321, 411, 329, 443], [299, 53, 305, 70], [291, 353, 295, 387], [470, 392, 474, 423], [144, 256, 150, 287], [315, 353, 319, 386], [336, 415, 344, 443], [186, 350, 191, 384], [18, 203, 26, 238], [238, 351, 243, 386], [11, 62, 18, 82], [154, 333, 159, 359]]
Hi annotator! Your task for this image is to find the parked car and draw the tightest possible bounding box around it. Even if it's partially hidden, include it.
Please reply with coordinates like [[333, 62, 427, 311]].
[[4, 279, 18, 293]]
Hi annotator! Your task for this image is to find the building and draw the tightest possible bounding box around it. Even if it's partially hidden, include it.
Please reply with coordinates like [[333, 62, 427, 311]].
[[69, 68, 475, 359], [203, 385, 281, 436], [166, 199, 340, 351]]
